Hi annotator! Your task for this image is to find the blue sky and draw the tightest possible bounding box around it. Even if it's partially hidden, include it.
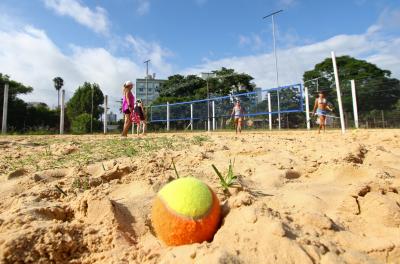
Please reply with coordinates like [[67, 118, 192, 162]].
[[0, 0, 399, 113]]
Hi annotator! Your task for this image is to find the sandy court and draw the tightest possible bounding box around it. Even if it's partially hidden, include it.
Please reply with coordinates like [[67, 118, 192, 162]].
[[0, 129, 400, 263]]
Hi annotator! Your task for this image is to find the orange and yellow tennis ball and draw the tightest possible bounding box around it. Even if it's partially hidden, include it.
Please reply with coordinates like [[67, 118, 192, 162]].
[[151, 177, 221, 246]]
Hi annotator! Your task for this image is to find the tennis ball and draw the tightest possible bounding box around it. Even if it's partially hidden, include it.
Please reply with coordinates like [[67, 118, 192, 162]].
[[151, 177, 221, 246]]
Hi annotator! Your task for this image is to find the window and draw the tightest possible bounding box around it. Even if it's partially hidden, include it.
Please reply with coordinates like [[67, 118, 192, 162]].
[[139, 88, 144, 92]]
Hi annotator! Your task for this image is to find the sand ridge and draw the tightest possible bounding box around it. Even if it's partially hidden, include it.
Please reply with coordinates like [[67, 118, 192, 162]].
[[0, 130, 399, 263]]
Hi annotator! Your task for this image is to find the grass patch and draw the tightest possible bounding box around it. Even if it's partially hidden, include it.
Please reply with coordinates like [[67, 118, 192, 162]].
[[191, 135, 210, 146], [0, 136, 186, 176]]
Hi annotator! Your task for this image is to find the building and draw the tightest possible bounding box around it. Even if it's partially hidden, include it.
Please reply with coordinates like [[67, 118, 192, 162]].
[[255, 87, 263, 103], [107, 112, 117, 123], [135, 75, 166, 105]]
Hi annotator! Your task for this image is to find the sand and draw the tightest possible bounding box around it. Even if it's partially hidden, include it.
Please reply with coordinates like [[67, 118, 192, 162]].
[[0, 129, 399, 263]]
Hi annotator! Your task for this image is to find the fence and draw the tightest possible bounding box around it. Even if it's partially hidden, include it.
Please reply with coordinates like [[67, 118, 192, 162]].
[[150, 84, 304, 131]]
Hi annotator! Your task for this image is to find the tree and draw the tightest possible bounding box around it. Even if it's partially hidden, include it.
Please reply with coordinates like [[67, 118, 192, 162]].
[[53, 77, 64, 108], [209, 67, 255, 96], [303, 56, 400, 112], [66, 82, 104, 122], [154, 68, 256, 105]]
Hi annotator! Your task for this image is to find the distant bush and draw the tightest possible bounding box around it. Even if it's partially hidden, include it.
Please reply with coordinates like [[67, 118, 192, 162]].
[[71, 113, 91, 134]]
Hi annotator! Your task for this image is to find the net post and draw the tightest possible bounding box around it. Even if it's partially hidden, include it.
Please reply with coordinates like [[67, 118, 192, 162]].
[[267, 92, 272, 130], [190, 103, 193, 131], [167, 101, 170, 131], [304, 85, 310, 130], [331, 51, 346, 134], [2, 83, 9, 134], [103, 95, 108, 134], [277, 90, 281, 130], [60, 89, 65, 135], [350, 80, 359, 129], [212, 100, 215, 131]]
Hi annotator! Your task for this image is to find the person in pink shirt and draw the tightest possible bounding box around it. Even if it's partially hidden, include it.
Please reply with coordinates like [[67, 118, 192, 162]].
[[121, 81, 135, 137]]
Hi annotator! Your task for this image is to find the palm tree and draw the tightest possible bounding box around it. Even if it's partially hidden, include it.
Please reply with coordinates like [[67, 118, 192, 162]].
[[53, 77, 64, 108]]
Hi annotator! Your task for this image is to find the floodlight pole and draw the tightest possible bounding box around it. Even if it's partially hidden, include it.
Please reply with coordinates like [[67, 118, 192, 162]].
[[264, 10, 283, 130], [144, 60, 151, 105]]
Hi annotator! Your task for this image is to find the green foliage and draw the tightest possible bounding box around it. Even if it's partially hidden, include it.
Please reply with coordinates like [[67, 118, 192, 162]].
[[71, 113, 92, 134], [303, 56, 400, 112], [153, 68, 256, 105], [212, 160, 237, 190], [66, 82, 104, 120]]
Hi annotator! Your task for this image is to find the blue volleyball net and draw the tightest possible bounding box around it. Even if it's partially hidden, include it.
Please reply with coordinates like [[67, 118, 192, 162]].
[[150, 83, 303, 130]]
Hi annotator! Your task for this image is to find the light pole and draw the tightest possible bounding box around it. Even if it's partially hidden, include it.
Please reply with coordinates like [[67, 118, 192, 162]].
[[264, 9, 283, 129], [144, 60, 151, 105]]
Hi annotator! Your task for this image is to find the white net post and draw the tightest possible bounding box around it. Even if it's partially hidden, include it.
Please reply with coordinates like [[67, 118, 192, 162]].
[[103, 95, 108, 134], [212, 100, 216, 131], [60, 89, 65, 135], [304, 86, 310, 130], [2, 83, 8, 134], [268, 92, 272, 130], [167, 102, 170, 131], [277, 90, 281, 130], [331, 51, 346, 134], [350, 80, 359, 129], [190, 103, 193, 131]]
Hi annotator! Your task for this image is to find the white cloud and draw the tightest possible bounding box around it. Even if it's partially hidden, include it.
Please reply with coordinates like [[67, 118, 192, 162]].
[[125, 35, 174, 77], [42, 0, 109, 34], [0, 24, 173, 116], [136, 0, 150, 15], [183, 26, 400, 89], [238, 34, 265, 50]]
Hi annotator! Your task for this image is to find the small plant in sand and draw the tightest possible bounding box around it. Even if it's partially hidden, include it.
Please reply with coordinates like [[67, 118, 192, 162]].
[[71, 177, 90, 191], [212, 159, 237, 191], [171, 158, 180, 179], [191, 135, 209, 146]]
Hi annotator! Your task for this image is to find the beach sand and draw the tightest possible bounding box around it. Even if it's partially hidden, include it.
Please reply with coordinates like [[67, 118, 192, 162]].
[[0, 129, 399, 263]]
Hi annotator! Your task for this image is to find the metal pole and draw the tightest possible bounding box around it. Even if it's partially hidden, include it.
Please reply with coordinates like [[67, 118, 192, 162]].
[[207, 79, 210, 132], [166, 102, 170, 131], [60, 89, 65, 135], [190, 103, 193, 131], [272, 15, 281, 130], [305, 86, 310, 130], [2, 83, 9, 134], [144, 60, 150, 105], [212, 100, 215, 131], [350, 80, 359, 129], [91, 86, 93, 133], [267, 92, 272, 130], [331, 51, 346, 134], [104, 95, 108, 134], [381, 110, 385, 128]]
